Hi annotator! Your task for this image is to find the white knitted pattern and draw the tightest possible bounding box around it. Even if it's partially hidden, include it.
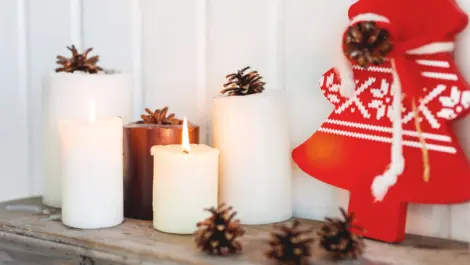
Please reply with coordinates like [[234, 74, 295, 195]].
[[324, 119, 452, 142], [352, 65, 393, 73], [422, 72, 458, 81], [334, 77, 375, 118], [402, 85, 447, 128], [318, 127, 456, 154], [416, 60, 450, 68]]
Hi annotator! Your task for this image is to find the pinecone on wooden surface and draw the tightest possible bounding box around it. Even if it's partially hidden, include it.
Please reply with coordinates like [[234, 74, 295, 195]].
[[266, 219, 314, 265], [56, 45, 103, 73], [139, 107, 181, 125], [220, 66, 266, 96], [194, 204, 245, 256], [343, 21, 392, 68], [317, 208, 365, 260]]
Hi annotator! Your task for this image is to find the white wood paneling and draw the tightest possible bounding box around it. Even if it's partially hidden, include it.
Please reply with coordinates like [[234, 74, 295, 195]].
[[206, 0, 285, 143], [82, 0, 141, 119], [452, 0, 470, 243], [141, 0, 205, 140], [28, 0, 73, 196], [0, 0, 30, 201], [285, 0, 350, 220], [0, 0, 469, 242]]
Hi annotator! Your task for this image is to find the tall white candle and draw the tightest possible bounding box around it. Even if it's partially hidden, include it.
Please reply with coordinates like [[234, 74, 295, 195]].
[[151, 118, 219, 234], [59, 111, 123, 229], [43, 72, 131, 208], [212, 90, 292, 225]]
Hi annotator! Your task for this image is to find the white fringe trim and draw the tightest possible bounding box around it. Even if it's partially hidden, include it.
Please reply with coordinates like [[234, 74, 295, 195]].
[[337, 18, 356, 99], [350, 13, 390, 25], [371, 59, 405, 202]]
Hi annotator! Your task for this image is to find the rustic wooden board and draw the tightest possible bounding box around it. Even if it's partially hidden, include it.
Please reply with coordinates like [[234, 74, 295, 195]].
[[0, 197, 469, 265]]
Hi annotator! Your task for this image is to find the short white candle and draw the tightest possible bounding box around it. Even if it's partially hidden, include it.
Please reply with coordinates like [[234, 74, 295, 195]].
[[59, 105, 123, 229], [151, 117, 219, 234]]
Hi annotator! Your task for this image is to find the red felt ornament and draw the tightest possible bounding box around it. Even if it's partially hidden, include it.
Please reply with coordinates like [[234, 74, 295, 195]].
[[293, 0, 470, 243]]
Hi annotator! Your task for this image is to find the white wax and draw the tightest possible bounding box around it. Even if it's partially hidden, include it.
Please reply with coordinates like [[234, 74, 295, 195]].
[[43, 72, 132, 208], [59, 117, 123, 229], [151, 144, 219, 234], [212, 90, 292, 224]]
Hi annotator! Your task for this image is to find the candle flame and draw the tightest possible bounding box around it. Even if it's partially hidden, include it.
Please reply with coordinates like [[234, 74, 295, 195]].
[[182, 116, 191, 154], [89, 99, 96, 122]]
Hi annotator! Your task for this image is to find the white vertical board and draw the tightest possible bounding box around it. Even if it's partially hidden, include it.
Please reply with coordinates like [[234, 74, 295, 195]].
[[285, 0, 350, 220], [206, 0, 284, 143], [82, 0, 134, 75], [0, 0, 30, 201], [28, 0, 73, 196], [451, 0, 470, 243], [142, 0, 206, 141], [206, 0, 283, 93], [82, 0, 139, 118]]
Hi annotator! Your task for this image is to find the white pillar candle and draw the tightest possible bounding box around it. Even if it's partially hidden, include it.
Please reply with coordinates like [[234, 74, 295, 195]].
[[212, 90, 292, 225], [43, 72, 132, 208], [151, 118, 219, 234], [59, 115, 123, 229]]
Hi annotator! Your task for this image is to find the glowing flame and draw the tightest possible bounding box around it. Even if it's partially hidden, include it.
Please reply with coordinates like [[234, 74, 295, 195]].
[[89, 99, 96, 122], [181, 116, 191, 154]]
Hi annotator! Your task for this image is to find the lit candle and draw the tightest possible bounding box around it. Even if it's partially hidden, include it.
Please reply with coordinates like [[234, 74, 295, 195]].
[[59, 100, 123, 229], [151, 117, 219, 234]]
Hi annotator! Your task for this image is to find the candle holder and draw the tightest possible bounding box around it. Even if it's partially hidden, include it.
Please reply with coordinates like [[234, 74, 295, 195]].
[[124, 109, 199, 220], [43, 45, 132, 208]]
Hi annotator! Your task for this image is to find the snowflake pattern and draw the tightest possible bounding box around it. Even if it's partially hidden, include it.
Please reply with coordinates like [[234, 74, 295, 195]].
[[368, 79, 394, 121], [320, 61, 469, 130], [437, 86, 470, 119]]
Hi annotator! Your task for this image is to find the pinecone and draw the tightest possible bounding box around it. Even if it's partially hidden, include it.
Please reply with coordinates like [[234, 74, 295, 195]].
[[56, 45, 103, 73], [139, 107, 181, 125], [343, 21, 392, 68], [266, 219, 314, 265], [194, 204, 245, 256], [220, 66, 266, 96], [317, 208, 365, 260]]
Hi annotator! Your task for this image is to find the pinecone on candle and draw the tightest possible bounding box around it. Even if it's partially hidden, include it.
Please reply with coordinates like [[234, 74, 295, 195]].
[[317, 208, 365, 260], [194, 204, 245, 256], [56, 45, 103, 73], [266, 219, 314, 265], [220, 66, 266, 96], [343, 21, 392, 68], [139, 107, 181, 125]]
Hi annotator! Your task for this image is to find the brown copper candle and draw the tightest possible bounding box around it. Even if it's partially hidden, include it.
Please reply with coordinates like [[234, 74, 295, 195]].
[[123, 122, 199, 220]]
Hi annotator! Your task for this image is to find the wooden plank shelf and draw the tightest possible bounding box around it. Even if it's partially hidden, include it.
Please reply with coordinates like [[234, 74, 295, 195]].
[[0, 198, 468, 265]]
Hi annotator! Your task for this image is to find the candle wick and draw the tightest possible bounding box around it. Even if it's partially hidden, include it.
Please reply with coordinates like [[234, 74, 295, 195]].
[[183, 150, 189, 154]]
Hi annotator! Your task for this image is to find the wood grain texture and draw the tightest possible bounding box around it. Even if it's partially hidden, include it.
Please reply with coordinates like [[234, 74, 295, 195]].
[[0, 198, 469, 265]]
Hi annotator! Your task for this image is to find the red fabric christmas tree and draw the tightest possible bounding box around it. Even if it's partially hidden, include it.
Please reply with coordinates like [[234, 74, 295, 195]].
[[293, 0, 470, 243]]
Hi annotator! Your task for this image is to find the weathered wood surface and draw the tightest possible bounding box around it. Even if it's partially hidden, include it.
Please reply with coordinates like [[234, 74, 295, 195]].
[[0, 198, 469, 265]]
